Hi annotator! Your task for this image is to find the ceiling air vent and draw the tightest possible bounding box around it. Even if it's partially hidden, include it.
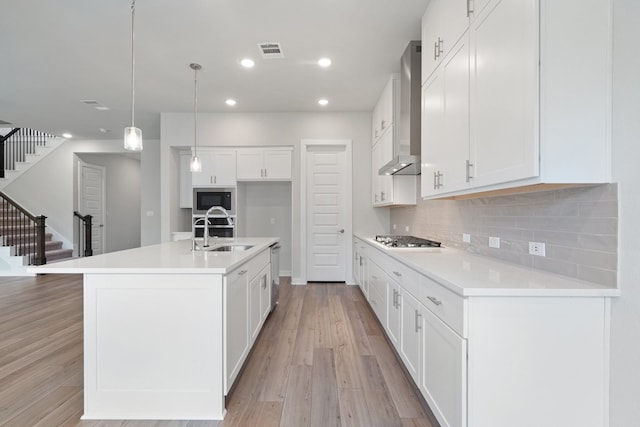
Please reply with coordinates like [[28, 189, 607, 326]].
[[81, 99, 110, 111], [258, 42, 284, 59]]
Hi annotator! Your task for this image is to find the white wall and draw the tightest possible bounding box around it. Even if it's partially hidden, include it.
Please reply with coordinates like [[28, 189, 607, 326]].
[[610, 0, 640, 425], [76, 153, 141, 253], [141, 139, 161, 246], [4, 139, 158, 252], [160, 112, 389, 280]]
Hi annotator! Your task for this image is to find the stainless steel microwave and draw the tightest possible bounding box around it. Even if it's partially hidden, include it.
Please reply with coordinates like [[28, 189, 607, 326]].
[[192, 187, 236, 215]]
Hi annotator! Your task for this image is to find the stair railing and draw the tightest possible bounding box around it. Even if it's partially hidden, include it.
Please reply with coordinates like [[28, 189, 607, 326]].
[[0, 191, 47, 265], [74, 211, 93, 257], [0, 128, 56, 178]]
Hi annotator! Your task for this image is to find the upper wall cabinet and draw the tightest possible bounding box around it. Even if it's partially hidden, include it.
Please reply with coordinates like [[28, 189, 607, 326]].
[[421, 0, 612, 199], [236, 148, 292, 181], [372, 75, 399, 145], [191, 149, 237, 187], [371, 75, 416, 207]]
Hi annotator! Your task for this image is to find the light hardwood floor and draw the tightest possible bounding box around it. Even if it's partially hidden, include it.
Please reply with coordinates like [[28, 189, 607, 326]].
[[0, 274, 436, 427]]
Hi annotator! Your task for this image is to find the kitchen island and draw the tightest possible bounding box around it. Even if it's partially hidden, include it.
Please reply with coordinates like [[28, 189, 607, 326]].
[[29, 237, 278, 421]]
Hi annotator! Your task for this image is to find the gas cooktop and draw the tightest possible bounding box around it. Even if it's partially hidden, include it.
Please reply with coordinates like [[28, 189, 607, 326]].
[[374, 235, 442, 248]]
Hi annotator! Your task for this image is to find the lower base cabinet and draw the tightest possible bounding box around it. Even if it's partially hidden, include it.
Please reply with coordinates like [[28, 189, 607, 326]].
[[225, 249, 271, 394], [421, 306, 467, 427], [353, 237, 611, 427]]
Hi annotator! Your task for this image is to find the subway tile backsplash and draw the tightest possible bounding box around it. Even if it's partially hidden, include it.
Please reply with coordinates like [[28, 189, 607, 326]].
[[390, 184, 618, 287]]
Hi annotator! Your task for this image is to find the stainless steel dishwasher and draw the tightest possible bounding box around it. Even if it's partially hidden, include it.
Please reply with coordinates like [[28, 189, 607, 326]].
[[270, 243, 281, 311]]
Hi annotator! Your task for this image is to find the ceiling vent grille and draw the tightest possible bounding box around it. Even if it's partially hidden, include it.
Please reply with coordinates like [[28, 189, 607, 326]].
[[81, 100, 110, 110], [258, 42, 284, 59]]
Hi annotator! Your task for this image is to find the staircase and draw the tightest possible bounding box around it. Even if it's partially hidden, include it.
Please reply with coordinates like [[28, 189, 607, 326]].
[[0, 202, 73, 276], [0, 128, 64, 190]]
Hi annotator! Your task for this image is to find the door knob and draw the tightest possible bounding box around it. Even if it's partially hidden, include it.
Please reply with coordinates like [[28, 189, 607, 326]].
[[338, 229, 345, 234]]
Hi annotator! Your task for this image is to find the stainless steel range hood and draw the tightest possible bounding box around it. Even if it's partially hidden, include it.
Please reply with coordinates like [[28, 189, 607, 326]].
[[379, 41, 422, 176]]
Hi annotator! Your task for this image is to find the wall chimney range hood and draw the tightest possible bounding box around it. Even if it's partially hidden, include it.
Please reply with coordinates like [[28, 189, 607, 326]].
[[379, 41, 422, 176]]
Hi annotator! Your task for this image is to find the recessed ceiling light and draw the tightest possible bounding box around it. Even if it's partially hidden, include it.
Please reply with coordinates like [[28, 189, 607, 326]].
[[318, 99, 329, 106], [62, 133, 72, 139], [225, 99, 237, 106], [240, 58, 255, 68], [99, 128, 112, 133], [318, 57, 332, 68]]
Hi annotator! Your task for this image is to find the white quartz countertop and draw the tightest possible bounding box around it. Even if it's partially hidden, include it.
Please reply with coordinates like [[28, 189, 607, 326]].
[[357, 235, 619, 297], [28, 237, 278, 275]]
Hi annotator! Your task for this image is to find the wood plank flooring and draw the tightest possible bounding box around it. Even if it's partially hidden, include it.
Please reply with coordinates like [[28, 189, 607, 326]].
[[0, 274, 436, 427]]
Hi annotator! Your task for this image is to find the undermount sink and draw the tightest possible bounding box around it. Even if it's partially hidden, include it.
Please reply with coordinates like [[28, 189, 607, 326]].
[[210, 244, 254, 252], [194, 243, 254, 252]]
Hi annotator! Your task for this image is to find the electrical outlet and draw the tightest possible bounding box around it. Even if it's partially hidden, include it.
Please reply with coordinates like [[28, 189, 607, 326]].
[[405, 226, 410, 232], [529, 242, 546, 256], [393, 224, 397, 230], [489, 236, 500, 248], [462, 233, 471, 243]]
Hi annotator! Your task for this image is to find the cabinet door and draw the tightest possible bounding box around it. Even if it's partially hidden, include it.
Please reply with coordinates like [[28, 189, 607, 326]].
[[367, 261, 387, 324], [372, 142, 382, 206], [379, 77, 395, 134], [378, 130, 395, 204], [211, 150, 237, 186], [422, 35, 472, 198], [191, 151, 215, 186], [401, 291, 422, 386], [421, 307, 467, 427], [422, 0, 469, 83], [386, 279, 401, 348], [259, 266, 271, 320], [421, 71, 445, 197], [179, 152, 193, 208], [249, 270, 262, 343], [236, 150, 264, 180], [264, 150, 291, 180], [469, 0, 538, 188], [225, 268, 249, 392]]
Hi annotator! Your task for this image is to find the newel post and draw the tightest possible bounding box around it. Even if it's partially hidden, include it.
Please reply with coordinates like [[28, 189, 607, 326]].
[[35, 215, 47, 265]]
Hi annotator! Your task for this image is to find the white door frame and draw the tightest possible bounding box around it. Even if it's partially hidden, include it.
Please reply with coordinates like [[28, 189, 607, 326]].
[[78, 160, 107, 255], [299, 139, 353, 284]]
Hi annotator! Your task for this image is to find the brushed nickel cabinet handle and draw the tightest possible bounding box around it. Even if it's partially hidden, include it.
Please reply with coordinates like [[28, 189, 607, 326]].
[[427, 295, 442, 306]]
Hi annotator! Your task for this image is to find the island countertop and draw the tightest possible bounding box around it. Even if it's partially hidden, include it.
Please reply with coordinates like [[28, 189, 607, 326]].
[[28, 237, 278, 275]]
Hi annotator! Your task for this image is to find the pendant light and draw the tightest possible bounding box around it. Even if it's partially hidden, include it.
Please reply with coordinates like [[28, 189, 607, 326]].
[[124, 0, 143, 151], [190, 63, 202, 172]]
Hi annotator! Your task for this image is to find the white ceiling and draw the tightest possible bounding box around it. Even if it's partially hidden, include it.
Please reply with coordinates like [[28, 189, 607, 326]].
[[0, 0, 429, 140]]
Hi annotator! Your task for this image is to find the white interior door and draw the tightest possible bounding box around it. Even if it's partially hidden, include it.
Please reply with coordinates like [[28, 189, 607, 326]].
[[79, 162, 106, 255], [305, 145, 349, 282]]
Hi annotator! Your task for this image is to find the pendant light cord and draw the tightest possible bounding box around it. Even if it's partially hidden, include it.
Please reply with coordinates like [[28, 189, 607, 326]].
[[194, 66, 198, 155], [131, 0, 136, 127]]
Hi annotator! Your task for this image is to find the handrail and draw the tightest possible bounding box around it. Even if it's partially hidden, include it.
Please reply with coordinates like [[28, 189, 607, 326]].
[[0, 128, 55, 178], [74, 211, 93, 257], [0, 191, 46, 265]]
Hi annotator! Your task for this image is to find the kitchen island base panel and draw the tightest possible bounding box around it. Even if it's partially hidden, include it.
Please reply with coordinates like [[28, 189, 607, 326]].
[[82, 273, 225, 420]]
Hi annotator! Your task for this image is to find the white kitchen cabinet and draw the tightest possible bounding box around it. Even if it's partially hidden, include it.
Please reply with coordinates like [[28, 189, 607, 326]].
[[372, 131, 417, 207], [353, 238, 369, 297], [421, 0, 612, 199], [224, 265, 249, 392], [236, 148, 292, 181], [367, 260, 387, 325], [421, 305, 467, 427], [179, 151, 193, 208], [249, 264, 270, 344], [400, 290, 422, 386], [192, 149, 237, 187], [422, 35, 471, 197], [224, 249, 270, 393], [359, 237, 611, 427], [386, 277, 401, 348], [421, 0, 469, 83], [372, 76, 398, 144]]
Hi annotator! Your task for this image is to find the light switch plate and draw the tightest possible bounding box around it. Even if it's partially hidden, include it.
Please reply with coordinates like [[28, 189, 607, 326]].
[[489, 236, 500, 248], [463, 233, 471, 243]]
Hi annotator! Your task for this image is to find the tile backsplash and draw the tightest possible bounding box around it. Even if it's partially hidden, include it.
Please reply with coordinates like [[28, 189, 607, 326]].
[[390, 184, 618, 287]]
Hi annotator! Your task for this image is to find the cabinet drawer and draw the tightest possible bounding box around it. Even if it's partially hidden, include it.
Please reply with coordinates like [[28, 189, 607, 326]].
[[377, 254, 421, 300], [243, 249, 270, 279], [420, 274, 466, 337]]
